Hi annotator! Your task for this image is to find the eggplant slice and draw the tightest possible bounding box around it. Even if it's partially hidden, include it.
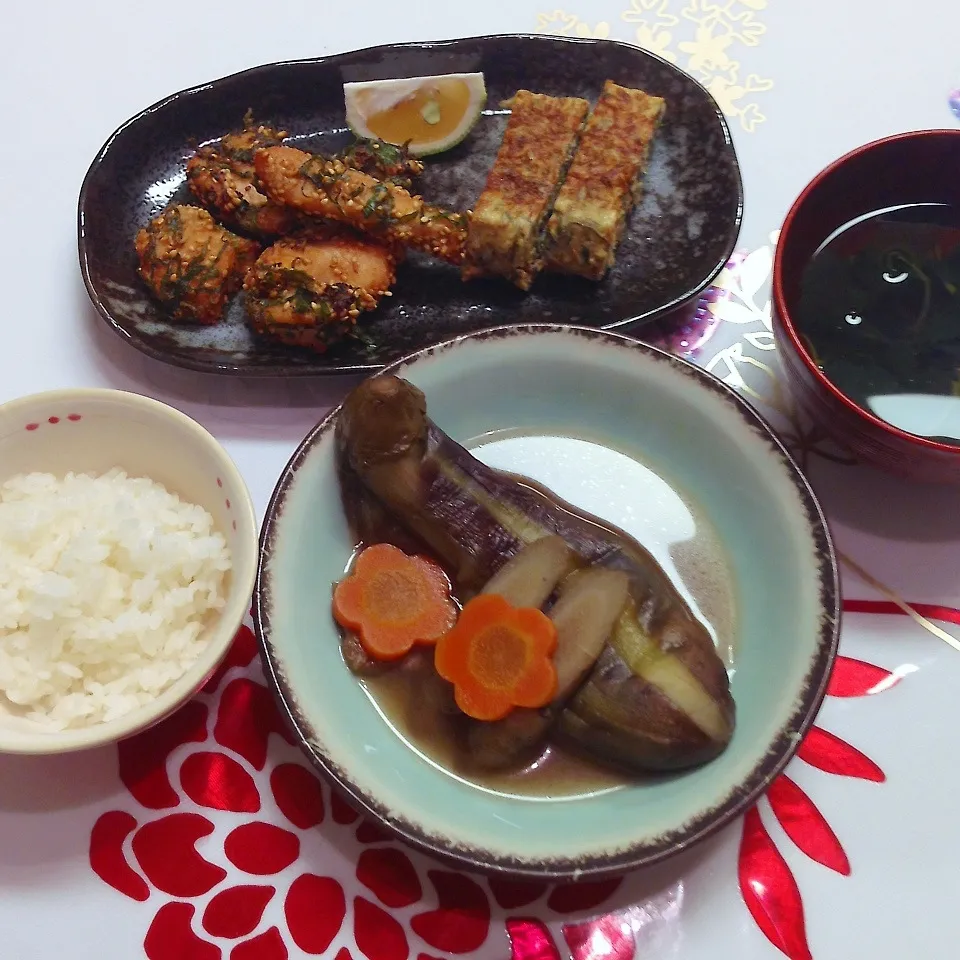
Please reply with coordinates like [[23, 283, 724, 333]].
[[467, 561, 631, 771], [335, 375, 735, 774]]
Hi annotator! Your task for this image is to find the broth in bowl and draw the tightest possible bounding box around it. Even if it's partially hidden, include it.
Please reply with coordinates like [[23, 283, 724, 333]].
[[796, 201, 960, 445], [771, 129, 960, 482]]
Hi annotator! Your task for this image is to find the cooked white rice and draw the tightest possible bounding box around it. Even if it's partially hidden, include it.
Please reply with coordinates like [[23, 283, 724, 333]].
[[0, 469, 232, 730]]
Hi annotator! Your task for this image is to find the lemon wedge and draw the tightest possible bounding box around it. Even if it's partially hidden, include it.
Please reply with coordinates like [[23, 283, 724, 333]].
[[344, 73, 487, 157]]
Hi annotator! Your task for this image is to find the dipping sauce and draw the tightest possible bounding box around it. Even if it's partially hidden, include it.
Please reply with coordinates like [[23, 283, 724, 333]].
[[796, 202, 960, 444]]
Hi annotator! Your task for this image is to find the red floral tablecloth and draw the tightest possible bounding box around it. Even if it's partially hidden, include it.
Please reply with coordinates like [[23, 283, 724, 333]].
[[84, 250, 932, 960], [88, 613, 907, 960], [2, 3, 960, 956]]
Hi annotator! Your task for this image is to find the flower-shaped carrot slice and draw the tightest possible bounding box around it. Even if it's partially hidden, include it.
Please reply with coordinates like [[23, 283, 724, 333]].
[[434, 593, 558, 721], [332, 543, 457, 661]]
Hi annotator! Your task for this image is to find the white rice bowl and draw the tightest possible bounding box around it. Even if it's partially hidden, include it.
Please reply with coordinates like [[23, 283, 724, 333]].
[[0, 468, 232, 730]]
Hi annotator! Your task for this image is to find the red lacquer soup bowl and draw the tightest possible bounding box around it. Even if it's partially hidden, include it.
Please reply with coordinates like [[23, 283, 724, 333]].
[[772, 129, 960, 484]]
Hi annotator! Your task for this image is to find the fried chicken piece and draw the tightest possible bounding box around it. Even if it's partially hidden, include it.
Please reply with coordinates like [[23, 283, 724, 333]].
[[243, 230, 397, 353], [338, 138, 424, 190], [218, 120, 287, 163], [253, 145, 468, 264], [187, 154, 299, 237], [186, 119, 303, 237], [134, 204, 260, 324]]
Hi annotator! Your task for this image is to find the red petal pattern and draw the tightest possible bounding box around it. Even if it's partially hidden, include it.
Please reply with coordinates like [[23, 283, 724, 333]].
[[180, 752, 261, 813], [505, 918, 562, 960], [144, 903, 219, 960], [119, 701, 208, 809], [89, 811, 149, 902], [214, 678, 294, 770], [357, 848, 422, 908], [337, 951, 354, 960], [356, 819, 390, 844], [202, 884, 275, 938], [738, 806, 811, 960], [767, 775, 850, 875], [547, 878, 623, 915], [132, 813, 226, 897], [797, 726, 885, 782], [331, 790, 361, 825], [285, 874, 347, 954], [411, 870, 491, 954], [224, 822, 300, 875], [270, 763, 326, 829], [203, 624, 259, 693], [231, 927, 288, 959], [354, 896, 410, 960], [489, 878, 547, 909], [562, 914, 635, 960], [827, 656, 900, 697]]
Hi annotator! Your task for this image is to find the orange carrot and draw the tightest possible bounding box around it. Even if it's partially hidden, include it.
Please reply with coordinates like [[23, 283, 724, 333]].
[[332, 543, 458, 661], [434, 594, 558, 721]]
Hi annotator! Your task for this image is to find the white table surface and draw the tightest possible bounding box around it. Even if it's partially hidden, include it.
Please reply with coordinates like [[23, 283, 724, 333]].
[[2, 2, 960, 958]]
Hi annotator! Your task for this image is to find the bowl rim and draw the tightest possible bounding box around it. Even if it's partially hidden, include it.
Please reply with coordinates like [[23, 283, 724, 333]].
[[0, 386, 259, 755], [76, 32, 743, 377], [253, 323, 841, 879], [772, 127, 960, 457]]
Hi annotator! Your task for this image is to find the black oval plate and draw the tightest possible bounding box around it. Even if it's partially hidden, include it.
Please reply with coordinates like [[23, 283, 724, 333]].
[[78, 34, 743, 377]]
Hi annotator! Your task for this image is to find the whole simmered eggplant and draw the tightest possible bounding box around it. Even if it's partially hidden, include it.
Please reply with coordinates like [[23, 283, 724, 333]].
[[335, 375, 736, 774]]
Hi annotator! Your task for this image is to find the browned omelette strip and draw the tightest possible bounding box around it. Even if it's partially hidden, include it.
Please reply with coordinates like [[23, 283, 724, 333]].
[[542, 81, 665, 280], [462, 90, 589, 290]]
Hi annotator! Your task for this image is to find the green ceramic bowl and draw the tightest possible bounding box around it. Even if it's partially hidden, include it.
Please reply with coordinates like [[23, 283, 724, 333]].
[[255, 325, 839, 879]]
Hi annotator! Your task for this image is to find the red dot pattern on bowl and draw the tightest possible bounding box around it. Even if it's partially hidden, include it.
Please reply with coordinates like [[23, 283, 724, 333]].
[[24, 414, 82, 431], [17, 421, 243, 538]]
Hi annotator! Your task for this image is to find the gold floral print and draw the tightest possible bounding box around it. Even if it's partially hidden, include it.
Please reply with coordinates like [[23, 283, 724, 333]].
[[535, 10, 611, 38], [535, 0, 773, 131]]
